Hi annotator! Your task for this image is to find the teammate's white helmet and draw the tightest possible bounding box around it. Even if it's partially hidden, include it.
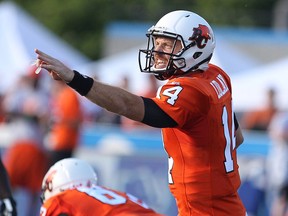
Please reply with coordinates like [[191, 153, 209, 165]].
[[41, 158, 98, 203], [139, 10, 216, 80]]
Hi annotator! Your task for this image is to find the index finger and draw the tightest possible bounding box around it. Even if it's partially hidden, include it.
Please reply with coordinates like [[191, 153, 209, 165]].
[[34, 49, 55, 63], [34, 48, 48, 57]]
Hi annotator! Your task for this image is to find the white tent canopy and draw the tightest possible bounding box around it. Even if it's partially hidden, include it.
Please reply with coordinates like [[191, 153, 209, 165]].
[[210, 37, 260, 75], [0, 2, 90, 93], [231, 56, 288, 112]]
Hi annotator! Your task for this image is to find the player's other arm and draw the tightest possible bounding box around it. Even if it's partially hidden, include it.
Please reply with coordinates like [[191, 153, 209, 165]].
[[235, 127, 244, 149], [234, 114, 244, 149]]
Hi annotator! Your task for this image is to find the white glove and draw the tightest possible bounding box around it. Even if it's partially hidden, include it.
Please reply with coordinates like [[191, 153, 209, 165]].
[[0, 197, 17, 216]]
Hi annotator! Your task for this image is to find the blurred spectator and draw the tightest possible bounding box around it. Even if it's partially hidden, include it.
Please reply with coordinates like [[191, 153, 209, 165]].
[[241, 87, 278, 131], [266, 112, 288, 215], [44, 80, 83, 166], [238, 157, 267, 216], [2, 66, 48, 121], [270, 184, 288, 216], [139, 74, 160, 98], [3, 139, 48, 216], [1, 65, 49, 144]]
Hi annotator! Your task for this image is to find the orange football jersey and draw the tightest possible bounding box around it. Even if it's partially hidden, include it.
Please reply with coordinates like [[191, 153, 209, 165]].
[[49, 85, 82, 151], [152, 64, 246, 215], [40, 186, 165, 216], [3, 140, 48, 193]]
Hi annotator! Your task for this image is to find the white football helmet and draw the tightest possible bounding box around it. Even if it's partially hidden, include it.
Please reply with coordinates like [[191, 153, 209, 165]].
[[41, 158, 98, 203], [139, 10, 216, 80]]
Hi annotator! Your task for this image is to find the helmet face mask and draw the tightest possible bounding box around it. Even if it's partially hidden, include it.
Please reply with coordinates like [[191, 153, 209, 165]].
[[139, 31, 186, 80], [41, 158, 98, 203], [138, 10, 215, 80]]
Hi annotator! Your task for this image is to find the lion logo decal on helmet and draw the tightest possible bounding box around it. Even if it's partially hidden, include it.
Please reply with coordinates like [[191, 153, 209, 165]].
[[189, 24, 212, 49], [44, 170, 57, 192]]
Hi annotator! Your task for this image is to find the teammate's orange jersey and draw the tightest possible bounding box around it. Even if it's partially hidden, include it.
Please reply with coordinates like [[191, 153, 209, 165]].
[[40, 185, 165, 216], [152, 64, 246, 215], [3, 140, 48, 193], [50, 85, 82, 151]]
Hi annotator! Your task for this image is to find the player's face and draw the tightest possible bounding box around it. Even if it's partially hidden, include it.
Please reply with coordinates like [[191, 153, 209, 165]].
[[153, 36, 182, 70]]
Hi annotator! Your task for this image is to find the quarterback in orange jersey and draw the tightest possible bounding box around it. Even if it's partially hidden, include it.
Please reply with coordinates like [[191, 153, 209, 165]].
[[40, 158, 165, 216], [151, 64, 245, 215], [35, 10, 247, 216]]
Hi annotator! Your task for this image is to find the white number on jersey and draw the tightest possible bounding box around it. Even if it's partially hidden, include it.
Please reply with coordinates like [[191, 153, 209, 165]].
[[78, 186, 149, 208], [127, 193, 149, 209], [157, 86, 183, 105], [222, 106, 235, 173], [78, 186, 126, 205]]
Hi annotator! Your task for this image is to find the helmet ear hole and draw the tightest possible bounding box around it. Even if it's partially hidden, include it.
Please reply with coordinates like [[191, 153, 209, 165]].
[[193, 52, 202, 59]]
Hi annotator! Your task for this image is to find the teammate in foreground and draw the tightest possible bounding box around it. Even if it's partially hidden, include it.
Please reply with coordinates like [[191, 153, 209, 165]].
[[40, 158, 164, 216], [35, 10, 247, 216]]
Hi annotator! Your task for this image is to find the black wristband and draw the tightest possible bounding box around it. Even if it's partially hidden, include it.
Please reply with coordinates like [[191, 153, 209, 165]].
[[67, 70, 94, 96]]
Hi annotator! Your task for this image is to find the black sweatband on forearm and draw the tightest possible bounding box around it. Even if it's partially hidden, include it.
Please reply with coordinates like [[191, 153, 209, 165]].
[[67, 70, 94, 96]]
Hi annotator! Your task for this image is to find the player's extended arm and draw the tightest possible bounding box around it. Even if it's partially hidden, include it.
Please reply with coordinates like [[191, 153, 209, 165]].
[[35, 49, 145, 121], [34, 49, 176, 125], [85, 79, 145, 121]]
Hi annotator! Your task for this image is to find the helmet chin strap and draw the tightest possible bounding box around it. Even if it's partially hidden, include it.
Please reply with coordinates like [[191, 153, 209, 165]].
[[154, 69, 175, 80]]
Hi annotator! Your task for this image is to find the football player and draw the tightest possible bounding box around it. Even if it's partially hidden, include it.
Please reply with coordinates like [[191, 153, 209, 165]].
[[40, 158, 165, 216], [35, 10, 247, 216]]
